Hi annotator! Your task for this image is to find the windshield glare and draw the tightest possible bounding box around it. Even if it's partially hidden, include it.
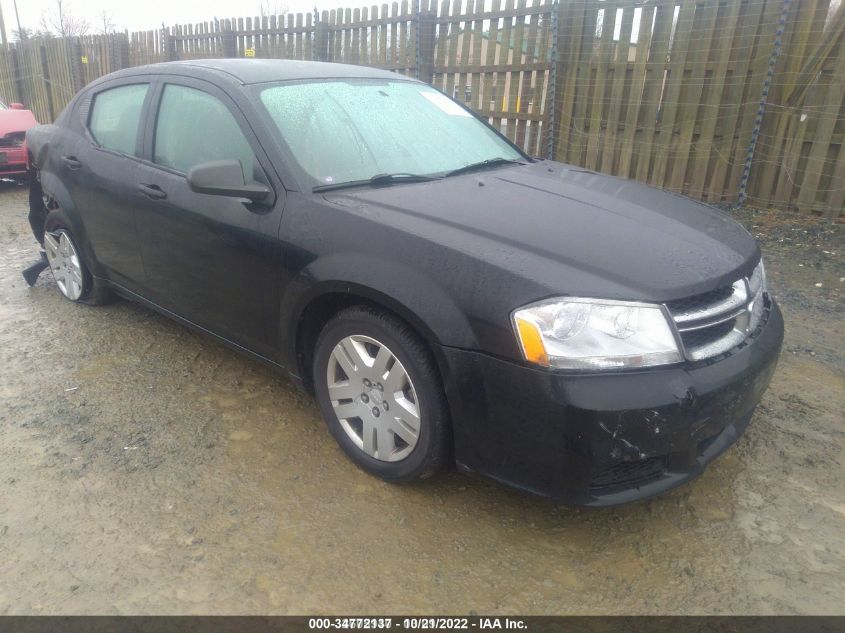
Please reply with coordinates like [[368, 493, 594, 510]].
[[258, 79, 523, 188]]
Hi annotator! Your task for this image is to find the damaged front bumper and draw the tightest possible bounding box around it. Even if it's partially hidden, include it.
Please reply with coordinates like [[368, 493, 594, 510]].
[[442, 300, 784, 506], [0, 145, 28, 177]]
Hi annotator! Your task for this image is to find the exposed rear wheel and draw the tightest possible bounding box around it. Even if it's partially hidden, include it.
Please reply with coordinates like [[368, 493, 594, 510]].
[[43, 211, 110, 305], [313, 306, 450, 482], [44, 230, 84, 300]]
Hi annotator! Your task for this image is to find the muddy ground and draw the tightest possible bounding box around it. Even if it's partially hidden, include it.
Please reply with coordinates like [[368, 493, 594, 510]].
[[0, 183, 842, 615]]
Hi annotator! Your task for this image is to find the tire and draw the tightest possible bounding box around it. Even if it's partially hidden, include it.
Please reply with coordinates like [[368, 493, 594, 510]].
[[43, 210, 110, 305], [313, 305, 451, 482]]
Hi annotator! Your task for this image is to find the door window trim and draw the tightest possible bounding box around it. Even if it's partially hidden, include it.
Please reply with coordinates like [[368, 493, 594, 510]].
[[140, 77, 279, 199], [83, 78, 155, 160]]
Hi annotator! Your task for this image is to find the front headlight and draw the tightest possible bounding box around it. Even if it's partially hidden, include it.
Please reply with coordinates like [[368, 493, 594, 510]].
[[748, 257, 767, 297], [512, 298, 682, 370]]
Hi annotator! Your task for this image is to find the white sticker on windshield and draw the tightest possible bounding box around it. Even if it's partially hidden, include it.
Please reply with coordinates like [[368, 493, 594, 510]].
[[420, 90, 472, 117]]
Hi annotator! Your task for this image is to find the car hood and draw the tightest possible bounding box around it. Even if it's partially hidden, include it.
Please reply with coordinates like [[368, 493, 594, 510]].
[[0, 109, 38, 136], [324, 161, 760, 302]]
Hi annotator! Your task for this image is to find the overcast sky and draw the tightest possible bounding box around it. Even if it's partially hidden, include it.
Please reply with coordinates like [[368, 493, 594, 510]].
[[1, 0, 360, 35]]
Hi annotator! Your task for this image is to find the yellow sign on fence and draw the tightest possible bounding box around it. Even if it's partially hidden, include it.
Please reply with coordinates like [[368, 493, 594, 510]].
[[244, 48, 255, 58], [80, 55, 88, 64]]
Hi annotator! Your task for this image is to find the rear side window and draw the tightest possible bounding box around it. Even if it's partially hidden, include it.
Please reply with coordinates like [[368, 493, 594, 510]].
[[153, 84, 255, 177], [88, 84, 149, 156]]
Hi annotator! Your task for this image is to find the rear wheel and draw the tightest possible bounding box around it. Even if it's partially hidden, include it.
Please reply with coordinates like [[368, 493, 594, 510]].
[[313, 305, 450, 482], [44, 229, 84, 300], [43, 211, 110, 305]]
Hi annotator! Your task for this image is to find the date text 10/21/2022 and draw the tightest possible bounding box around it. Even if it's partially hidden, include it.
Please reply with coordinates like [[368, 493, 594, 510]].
[[307, 618, 528, 630]]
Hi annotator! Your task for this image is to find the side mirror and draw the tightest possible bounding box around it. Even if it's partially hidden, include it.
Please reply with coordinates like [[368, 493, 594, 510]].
[[186, 159, 272, 203], [9, 103, 25, 110]]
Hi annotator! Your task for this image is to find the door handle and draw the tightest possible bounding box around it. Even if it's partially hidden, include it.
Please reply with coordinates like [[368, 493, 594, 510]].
[[137, 183, 167, 200], [61, 155, 82, 170]]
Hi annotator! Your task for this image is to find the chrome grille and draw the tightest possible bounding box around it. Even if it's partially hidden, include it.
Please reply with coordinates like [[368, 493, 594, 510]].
[[666, 261, 767, 362]]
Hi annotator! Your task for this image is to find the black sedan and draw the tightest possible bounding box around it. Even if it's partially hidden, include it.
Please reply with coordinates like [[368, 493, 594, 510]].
[[25, 59, 783, 505]]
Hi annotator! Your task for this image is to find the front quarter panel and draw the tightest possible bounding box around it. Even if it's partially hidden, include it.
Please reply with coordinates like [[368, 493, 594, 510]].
[[278, 194, 478, 373]]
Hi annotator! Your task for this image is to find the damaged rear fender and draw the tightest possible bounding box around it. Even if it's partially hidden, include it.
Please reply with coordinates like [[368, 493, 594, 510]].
[[28, 168, 102, 277]]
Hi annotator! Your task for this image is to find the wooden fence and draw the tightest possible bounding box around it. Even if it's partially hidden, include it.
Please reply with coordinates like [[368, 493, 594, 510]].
[[553, 0, 845, 217], [0, 0, 843, 217]]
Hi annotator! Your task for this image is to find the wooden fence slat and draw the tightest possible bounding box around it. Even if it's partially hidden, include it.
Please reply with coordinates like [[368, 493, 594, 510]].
[[753, 0, 824, 202], [649, 0, 697, 189], [584, 0, 618, 170], [686, 0, 743, 199], [482, 0, 502, 113], [506, 0, 528, 142], [555, 0, 589, 164], [468, 0, 485, 110], [519, 0, 541, 152], [497, 0, 517, 136], [599, 4, 634, 174], [794, 39, 845, 213], [631, 1, 674, 183], [616, 3, 654, 179], [0, 0, 840, 217], [668, 0, 719, 194], [705, 0, 768, 203]]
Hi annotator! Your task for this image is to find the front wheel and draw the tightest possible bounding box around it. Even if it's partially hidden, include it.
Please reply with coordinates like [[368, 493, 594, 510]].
[[312, 306, 451, 482]]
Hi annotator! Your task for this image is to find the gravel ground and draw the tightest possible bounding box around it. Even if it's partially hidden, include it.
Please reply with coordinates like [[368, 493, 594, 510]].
[[0, 183, 843, 615]]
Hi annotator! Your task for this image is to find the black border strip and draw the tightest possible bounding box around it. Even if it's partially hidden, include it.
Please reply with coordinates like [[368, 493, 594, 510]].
[[0, 617, 843, 633]]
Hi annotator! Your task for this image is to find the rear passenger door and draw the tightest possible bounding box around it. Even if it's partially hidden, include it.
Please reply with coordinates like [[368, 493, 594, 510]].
[[71, 79, 153, 289], [134, 79, 283, 357]]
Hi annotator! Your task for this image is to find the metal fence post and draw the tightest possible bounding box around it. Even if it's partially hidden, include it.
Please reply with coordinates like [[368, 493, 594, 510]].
[[737, 0, 791, 207]]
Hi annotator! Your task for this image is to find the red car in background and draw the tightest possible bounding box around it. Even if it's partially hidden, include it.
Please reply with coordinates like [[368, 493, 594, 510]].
[[0, 100, 38, 182]]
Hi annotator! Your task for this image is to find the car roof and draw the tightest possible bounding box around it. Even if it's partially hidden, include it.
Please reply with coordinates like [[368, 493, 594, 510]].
[[102, 59, 413, 86]]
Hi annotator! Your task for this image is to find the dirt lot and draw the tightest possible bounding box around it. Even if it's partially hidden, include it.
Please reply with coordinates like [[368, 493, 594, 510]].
[[0, 183, 843, 615]]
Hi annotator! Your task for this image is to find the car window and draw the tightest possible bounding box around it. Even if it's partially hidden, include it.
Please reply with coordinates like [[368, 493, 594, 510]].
[[257, 79, 522, 187], [154, 85, 256, 178], [88, 84, 149, 156]]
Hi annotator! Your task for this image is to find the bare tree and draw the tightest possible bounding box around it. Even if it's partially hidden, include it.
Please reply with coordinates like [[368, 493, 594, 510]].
[[12, 26, 52, 42], [40, 0, 89, 38], [12, 26, 31, 42], [98, 10, 116, 35], [259, 1, 289, 18]]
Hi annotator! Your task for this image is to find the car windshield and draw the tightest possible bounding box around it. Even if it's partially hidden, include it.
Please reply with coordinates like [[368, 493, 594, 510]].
[[257, 79, 524, 189]]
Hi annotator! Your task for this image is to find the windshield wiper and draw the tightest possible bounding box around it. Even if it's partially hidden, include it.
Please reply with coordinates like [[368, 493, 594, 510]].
[[313, 172, 441, 193], [443, 157, 525, 178]]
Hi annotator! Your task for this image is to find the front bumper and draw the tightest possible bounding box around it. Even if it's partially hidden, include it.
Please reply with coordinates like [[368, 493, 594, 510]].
[[0, 146, 28, 176], [442, 299, 784, 506]]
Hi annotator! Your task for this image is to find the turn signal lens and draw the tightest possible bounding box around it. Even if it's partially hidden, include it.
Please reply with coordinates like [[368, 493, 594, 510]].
[[515, 316, 550, 367]]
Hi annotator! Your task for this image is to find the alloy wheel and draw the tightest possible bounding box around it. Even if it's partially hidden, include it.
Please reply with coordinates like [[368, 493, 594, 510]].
[[326, 335, 421, 462], [44, 231, 84, 301]]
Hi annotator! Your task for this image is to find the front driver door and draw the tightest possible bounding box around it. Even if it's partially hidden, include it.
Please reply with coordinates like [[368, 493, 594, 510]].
[[134, 80, 284, 358]]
